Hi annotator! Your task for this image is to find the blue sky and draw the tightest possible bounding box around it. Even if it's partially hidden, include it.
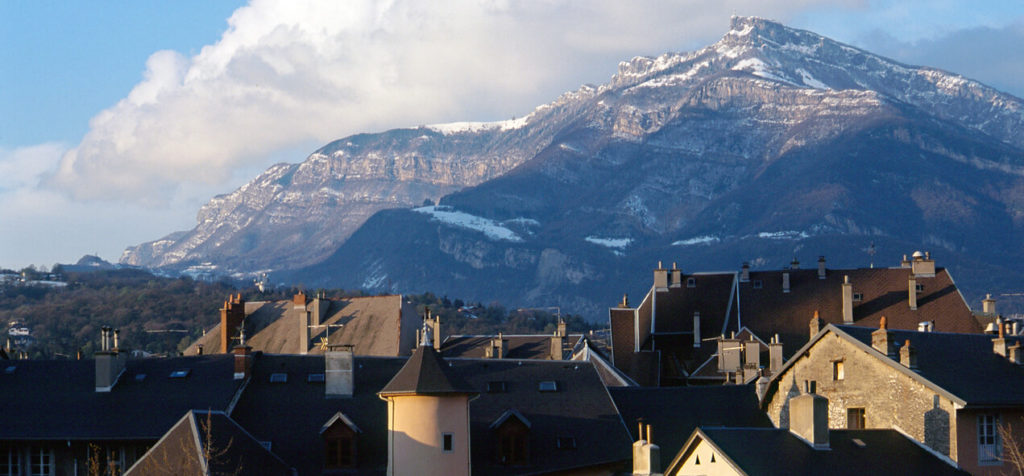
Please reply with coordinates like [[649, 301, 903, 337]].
[[1, 1, 1023, 269]]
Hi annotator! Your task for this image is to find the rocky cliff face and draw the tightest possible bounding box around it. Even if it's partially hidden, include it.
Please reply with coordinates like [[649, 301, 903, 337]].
[[127, 17, 1024, 317]]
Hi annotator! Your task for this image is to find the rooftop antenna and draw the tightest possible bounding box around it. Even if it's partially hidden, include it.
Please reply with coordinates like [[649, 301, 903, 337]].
[[868, 241, 876, 269]]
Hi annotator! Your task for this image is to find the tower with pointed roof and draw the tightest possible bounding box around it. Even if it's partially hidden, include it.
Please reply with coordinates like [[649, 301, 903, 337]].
[[378, 320, 477, 476]]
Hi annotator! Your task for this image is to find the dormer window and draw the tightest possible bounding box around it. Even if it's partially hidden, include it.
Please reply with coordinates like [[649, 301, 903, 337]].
[[321, 412, 361, 469], [686, 277, 696, 288], [491, 409, 530, 466]]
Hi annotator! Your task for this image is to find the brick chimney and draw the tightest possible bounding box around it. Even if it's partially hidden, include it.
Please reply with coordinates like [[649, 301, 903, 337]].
[[740, 262, 750, 282], [782, 271, 791, 293], [908, 276, 918, 310], [872, 317, 894, 357], [95, 326, 127, 392], [631, 424, 661, 476], [233, 345, 253, 380], [983, 294, 997, 315], [326, 345, 354, 398], [841, 276, 854, 324], [219, 294, 246, 353], [769, 334, 783, 375], [692, 312, 701, 348], [817, 256, 826, 280], [653, 262, 668, 292], [789, 381, 829, 449], [670, 262, 681, 288], [809, 311, 822, 339], [899, 339, 917, 369]]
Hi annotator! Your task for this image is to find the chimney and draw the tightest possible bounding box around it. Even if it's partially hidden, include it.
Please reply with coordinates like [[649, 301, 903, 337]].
[[983, 294, 997, 315], [670, 262, 681, 288], [1009, 342, 1023, 365], [900, 339, 917, 369], [817, 256, 826, 280], [433, 313, 443, 351], [486, 333, 507, 359], [326, 345, 354, 398], [310, 295, 323, 328], [993, 323, 1009, 358], [620, 294, 629, 308], [550, 331, 564, 360], [95, 327, 127, 392], [809, 311, 822, 338], [789, 381, 829, 449], [295, 292, 310, 355], [653, 262, 668, 292], [692, 312, 701, 348], [743, 336, 760, 383], [197, 344, 203, 356], [911, 251, 936, 277], [908, 276, 918, 310], [632, 424, 661, 476], [871, 317, 894, 357], [901, 254, 911, 268], [769, 334, 783, 375], [740, 262, 750, 282], [782, 271, 791, 293], [717, 333, 741, 374], [841, 276, 854, 324], [790, 258, 800, 270], [220, 294, 246, 353], [233, 345, 253, 380]]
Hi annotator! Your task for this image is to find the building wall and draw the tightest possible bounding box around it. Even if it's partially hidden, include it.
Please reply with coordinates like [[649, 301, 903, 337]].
[[673, 439, 742, 476], [955, 408, 1024, 476], [764, 332, 959, 459], [386, 395, 471, 476]]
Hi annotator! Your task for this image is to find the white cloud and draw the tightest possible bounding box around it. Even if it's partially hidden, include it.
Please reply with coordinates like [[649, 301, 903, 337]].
[[49, 0, 860, 204]]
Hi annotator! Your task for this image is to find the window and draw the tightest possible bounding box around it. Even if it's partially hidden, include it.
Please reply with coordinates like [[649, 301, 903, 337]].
[[307, 373, 325, 383], [169, 369, 190, 378], [686, 277, 696, 288], [1, 446, 20, 476], [832, 360, 845, 381], [3, 365, 15, 374], [487, 381, 507, 393], [442, 433, 454, 452], [752, 280, 763, 289], [916, 283, 924, 293], [538, 381, 558, 392], [847, 408, 866, 430], [325, 435, 355, 468], [979, 414, 1001, 463], [853, 293, 863, 302], [556, 437, 576, 449], [269, 372, 288, 383], [495, 416, 529, 466], [134, 373, 146, 382], [29, 447, 51, 476]]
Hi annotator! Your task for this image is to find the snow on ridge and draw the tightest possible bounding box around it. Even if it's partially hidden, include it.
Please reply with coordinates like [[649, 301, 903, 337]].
[[426, 114, 530, 135], [585, 236, 632, 249], [673, 235, 720, 246], [413, 206, 522, 242], [757, 230, 809, 240]]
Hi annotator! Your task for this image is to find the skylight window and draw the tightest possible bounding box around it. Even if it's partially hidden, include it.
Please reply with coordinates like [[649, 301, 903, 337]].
[[307, 373, 325, 383], [853, 293, 863, 302], [556, 436, 576, 449], [538, 381, 558, 392], [752, 280, 763, 289], [135, 373, 147, 382], [4, 365, 15, 374], [269, 372, 288, 383], [169, 369, 190, 378], [487, 381, 507, 393]]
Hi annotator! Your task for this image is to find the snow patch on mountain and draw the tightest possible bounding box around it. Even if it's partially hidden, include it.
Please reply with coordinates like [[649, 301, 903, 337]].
[[673, 236, 721, 246], [585, 237, 632, 249], [427, 115, 530, 135], [413, 206, 523, 242]]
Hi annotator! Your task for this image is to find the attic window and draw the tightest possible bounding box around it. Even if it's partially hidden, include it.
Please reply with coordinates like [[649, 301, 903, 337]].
[[134, 373, 147, 382], [307, 373, 325, 383], [487, 381, 507, 393], [556, 436, 576, 449], [4, 365, 15, 374], [853, 293, 863, 302], [686, 277, 696, 288], [169, 369, 190, 379], [752, 280, 763, 289], [538, 381, 558, 392], [916, 284, 924, 293], [269, 372, 288, 383]]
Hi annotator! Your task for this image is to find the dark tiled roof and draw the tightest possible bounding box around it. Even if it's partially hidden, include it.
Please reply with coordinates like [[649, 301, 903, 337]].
[[440, 334, 584, 360], [0, 354, 243, 440], [125, 410, 292, 476], [230, 354, 404, 476], [676, 427, 968, 476], [610, 385, 772, 471], [378, 345, 476, 396], [837, 325, 1024, 406]]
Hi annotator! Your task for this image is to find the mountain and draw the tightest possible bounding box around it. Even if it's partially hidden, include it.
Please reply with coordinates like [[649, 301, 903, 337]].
[[127, 16, 1024, 318]]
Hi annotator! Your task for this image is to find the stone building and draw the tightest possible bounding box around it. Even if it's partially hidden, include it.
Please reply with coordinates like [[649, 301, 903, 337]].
[[761, 320, 1024, 475]]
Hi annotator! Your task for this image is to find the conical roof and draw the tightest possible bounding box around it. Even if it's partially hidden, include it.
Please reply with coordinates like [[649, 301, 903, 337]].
[[378, 344, 476, 396]]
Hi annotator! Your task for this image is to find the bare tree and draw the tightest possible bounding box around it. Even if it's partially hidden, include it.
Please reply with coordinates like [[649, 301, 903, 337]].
[[998, 417, 1024, 476]]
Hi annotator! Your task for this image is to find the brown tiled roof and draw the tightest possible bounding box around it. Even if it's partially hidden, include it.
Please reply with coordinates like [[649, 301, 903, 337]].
[[378, 345, 476, 396]]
